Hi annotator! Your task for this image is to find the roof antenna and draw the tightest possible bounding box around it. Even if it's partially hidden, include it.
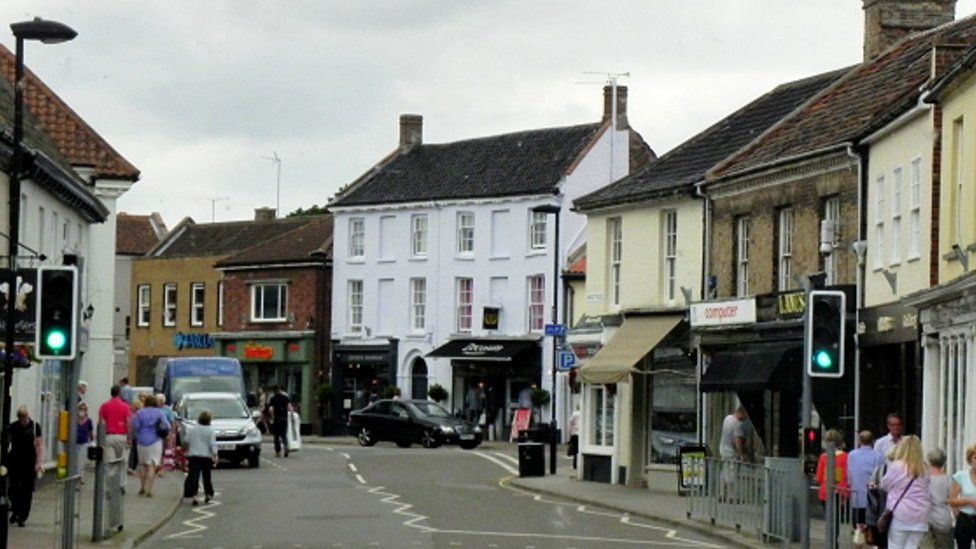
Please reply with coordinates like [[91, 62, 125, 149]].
[[263, 152, 282, 218], [195, 196, 229, 222], [578, 72, 630, 183]]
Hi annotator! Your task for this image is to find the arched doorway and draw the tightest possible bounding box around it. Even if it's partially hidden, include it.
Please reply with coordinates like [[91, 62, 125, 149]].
[[411, 358, 429, 400]]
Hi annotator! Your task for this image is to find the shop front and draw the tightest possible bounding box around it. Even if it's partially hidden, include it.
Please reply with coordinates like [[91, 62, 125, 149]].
[[427, 337, 541, 439], [215, 331, 316, 426], [857, 302, 920, 438], [331, 339, 398, 435], [577, 313, 688, 486]]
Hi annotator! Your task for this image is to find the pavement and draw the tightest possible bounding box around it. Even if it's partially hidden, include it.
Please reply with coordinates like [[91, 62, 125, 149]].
[[9, 465, 181, 549]]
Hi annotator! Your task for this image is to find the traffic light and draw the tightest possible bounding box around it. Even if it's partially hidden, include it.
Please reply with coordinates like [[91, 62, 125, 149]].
[[803, 427, 822, 456], [35, 266, 78, 360], [805, 290, 845, 378]]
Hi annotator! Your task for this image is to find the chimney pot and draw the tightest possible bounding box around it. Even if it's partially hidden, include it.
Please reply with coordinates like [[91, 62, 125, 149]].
[[254, 207, 276, 221], [399, 114, 423, 149], [602, 85, 628, 130], [863, 0, 956, 60]]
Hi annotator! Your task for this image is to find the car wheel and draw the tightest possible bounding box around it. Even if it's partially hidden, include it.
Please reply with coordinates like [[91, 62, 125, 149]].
[[248, 454, 260, 468], [421, 429, 441, 449], [357, 427, 376, 447], [459, 442, 480, 450]]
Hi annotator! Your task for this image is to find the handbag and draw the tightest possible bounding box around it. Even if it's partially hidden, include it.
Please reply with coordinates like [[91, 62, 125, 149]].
[[877, 475, 916, 535], [155, 417, 170, 440]]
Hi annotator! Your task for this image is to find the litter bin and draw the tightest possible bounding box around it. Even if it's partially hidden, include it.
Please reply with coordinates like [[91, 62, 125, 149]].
[[518, 442, 545, 477]]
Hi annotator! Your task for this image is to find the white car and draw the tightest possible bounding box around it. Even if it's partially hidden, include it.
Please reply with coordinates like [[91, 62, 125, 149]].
[[175, 392, 262, 468]]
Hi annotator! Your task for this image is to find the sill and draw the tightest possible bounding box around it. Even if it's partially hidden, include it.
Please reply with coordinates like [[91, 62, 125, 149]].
[[190, 323, 204, 328], [907, 256, 920, 263], [250, 318, 288, 324], [163, 323, 176, 328], [489, 255, 510, 261], [377, 258, 396, 264], [888, 261, 900, 268], [405, 332, 427, 340], [408, 256, 428, 262], [454, 254, 475, 261], [525, 249, 546, 258], [346, 257, 365, 264], [137, 324, 149, 329], [871, 265, 885, 273]]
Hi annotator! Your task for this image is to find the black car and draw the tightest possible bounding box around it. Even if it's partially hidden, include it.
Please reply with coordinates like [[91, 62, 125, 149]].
[[349, 399, 482, 450]]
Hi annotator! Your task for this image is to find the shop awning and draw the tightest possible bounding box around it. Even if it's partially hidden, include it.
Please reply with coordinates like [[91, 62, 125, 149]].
[[579, 315, 683, 384], [426, 338, 540, 361], [700, 341, 802, 393]]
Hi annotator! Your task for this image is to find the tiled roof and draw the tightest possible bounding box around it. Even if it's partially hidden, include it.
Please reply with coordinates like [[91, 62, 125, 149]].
[[574, 68, 851, 211], [712, 14, 976, 179], [329, 123, 603, 207], [116, 213, 167, 256], [215, 216, 333, 268], [565, 255, 586, 275], [0, 44, 139, 181], [153, 217, 311, 259]]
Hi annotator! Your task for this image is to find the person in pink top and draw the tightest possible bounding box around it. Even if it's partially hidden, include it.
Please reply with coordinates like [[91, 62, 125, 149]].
[[880, 435, 931, 549]]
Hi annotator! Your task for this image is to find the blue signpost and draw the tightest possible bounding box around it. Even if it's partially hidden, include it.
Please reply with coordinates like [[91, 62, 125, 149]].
[[544, 323, 567, 337], [556, 350, 576, 371]]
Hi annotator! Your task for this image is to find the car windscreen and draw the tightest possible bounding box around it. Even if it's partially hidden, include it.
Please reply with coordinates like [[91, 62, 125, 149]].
[[171, 376, 243, 401], [408, 401, 452, 419], [184, 398, 249, 420]]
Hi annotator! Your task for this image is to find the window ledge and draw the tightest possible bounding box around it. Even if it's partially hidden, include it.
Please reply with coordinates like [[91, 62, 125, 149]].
[[250, 318, 288, 324], [377, 258, 396, 264], [454, 255, 475, 261], [346, 257, 366, 264], [405, 333, 427, 340], [888, 261, 901, 268], [408, 256, 428, 263], [526, 250, 547, 258], [489, 255, 510, 261], [906, 256, 920, 263]]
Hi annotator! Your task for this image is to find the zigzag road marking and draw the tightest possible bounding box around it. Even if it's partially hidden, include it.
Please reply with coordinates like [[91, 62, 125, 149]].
[[367, 485, 435, 532], [164, 492, 223, 539]]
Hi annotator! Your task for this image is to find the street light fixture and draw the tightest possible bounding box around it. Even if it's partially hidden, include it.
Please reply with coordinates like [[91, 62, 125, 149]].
[[0, 18, 76, 549], [531, 203, 560, 475]]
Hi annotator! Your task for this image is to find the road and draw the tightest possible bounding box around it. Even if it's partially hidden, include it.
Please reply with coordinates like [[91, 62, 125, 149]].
[[145, 442, 727, 548]]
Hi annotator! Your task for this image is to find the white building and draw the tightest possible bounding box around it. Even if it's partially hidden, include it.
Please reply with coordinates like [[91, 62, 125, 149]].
[[328, 87, 652, 439]]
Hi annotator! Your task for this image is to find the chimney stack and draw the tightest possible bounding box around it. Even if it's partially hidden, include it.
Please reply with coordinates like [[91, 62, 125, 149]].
[[254, 207, 276, 221], [399, 114, 423, 150], [602, 85, 628, 130], [863, 0, 956, 60]]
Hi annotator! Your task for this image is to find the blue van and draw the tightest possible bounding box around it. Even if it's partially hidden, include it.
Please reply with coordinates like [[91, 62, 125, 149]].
[[154, 357, 248, 405]]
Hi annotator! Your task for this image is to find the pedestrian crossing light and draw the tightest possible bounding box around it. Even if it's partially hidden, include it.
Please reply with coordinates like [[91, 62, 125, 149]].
[[35, 266, 78, 360], [805, 290, 845, 378]]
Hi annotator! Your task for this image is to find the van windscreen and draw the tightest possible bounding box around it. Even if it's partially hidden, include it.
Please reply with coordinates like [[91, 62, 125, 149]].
[[171, 376, 243, 400]]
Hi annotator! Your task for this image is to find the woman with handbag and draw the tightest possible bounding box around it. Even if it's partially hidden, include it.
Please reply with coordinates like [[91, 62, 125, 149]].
[[881, 435, 931, 549], [131, 395, 171, 498], [949, 445, 976, 548]]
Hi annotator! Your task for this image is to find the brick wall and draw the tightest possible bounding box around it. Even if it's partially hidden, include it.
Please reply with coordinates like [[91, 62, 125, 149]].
[[710, 160, 859, 298], [862, 0, 956, 60], [222, 267, 326, 332]]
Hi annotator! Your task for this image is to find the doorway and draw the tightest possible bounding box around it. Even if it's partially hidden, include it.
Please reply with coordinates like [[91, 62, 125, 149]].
[[411, 358, 428, 400]]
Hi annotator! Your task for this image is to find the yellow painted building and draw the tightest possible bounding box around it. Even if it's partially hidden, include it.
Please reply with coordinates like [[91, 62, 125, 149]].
[[937, 70, 976, 282]]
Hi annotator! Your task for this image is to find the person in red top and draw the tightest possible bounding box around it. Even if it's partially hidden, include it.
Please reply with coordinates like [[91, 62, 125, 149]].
[[98, 385, 131, 490], [816, 428, 850, 503]]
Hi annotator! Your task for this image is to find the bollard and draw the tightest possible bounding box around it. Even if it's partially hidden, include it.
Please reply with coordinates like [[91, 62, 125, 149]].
[[92, 423, 106, 542]]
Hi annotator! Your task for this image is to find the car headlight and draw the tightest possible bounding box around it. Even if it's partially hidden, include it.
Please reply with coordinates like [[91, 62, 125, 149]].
[[473, 426, 482, 434], [439, 425, 456, 434]]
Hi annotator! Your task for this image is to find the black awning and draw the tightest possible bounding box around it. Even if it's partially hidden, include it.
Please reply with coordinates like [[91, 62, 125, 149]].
[[427, 338, 540, 361], [701, 341, 802, 393]]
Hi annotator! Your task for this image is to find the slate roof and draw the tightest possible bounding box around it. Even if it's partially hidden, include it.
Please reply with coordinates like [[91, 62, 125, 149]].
[[712, 14, 976, 179], [116, 213, 167, 256], [215, 216, 333, 268], [329, 123, 603, 207], [0, 44, 139, 181], [153, 217, 311, 259], [574, 67, 851, 211]]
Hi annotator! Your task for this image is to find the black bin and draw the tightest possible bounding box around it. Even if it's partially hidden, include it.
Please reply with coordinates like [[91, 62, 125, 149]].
[[518, 442, 545, 477]]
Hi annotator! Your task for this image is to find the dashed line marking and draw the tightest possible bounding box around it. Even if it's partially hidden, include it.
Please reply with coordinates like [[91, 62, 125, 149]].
[[356, 474, 367, 485], [164, 492, 222, 539], [340, 452, 351, 459], [349, 463, 358, 473]]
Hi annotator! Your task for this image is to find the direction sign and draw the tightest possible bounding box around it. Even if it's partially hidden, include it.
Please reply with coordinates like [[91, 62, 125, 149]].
[[544, 324, 567, 337], [557, 350, 576, 371]]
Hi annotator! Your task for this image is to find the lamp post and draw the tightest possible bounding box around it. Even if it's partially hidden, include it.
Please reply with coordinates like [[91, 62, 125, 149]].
[[532, 204, 560, 475], [1, 18, 75, 549]]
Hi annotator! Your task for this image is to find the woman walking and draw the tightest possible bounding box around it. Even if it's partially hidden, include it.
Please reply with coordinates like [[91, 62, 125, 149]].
[[881, 435, 930, 549], [75, 402, 94, 483], [131, 395, 170, 497], [949, 445, 976, 548], [182, 411, 218, 506], [924, 448, 953, 549], [127, 397, 143, 475]]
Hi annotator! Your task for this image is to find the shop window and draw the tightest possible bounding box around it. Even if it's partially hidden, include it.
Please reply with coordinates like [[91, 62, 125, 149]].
[[252, 282, 287, 322], [163, 283, 177, 327], [137, 285, 150, 327], [588, 385, 615, 447], [939, 334, 971, 473], [190, 283, 205, 327]]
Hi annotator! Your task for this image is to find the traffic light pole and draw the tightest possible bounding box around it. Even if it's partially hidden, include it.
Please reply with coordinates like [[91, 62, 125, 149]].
[[800, 291, 812, 549]]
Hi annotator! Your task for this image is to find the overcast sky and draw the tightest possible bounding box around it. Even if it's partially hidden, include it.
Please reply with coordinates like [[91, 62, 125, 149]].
[[3, 1, 975, 228]]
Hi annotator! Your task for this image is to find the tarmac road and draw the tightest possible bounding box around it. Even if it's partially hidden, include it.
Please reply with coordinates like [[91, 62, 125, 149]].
[[144, 442, 729, 549]]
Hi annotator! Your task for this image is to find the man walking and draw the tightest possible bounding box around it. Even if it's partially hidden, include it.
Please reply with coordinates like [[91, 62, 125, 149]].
[[267, 386, 290, 458], [119, 377, 134, 405], [719, 406, 753, 462], [874, 413, 903, 461], [99, 385, 131, 490], [847, 430, 883, 531], [8, 406, 43, 527]]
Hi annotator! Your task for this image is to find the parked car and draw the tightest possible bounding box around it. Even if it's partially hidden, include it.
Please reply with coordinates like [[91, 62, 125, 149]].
[[175, 392, 262, 468], [349, 399, 482, 450]]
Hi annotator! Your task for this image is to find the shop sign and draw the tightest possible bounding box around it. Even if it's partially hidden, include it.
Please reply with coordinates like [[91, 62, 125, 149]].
[[461, 342, 505, 356], [777, 291, 806, 317], [243, 342, 274, 360], [571, 343, 602, 361], [0, 269, 37, 343], [482, 306, 500, 330], [173, 332, 214, 351], [689, 298, 756, 327]]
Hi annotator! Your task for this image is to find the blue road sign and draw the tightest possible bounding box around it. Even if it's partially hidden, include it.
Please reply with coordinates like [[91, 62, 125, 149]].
[[557, 350, 576, 371], [544, 324, 568, 337]]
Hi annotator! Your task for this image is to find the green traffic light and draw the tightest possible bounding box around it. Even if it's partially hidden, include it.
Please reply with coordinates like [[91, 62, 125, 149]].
[[814, 350, 833, 369], [46, 330, 67, 352]]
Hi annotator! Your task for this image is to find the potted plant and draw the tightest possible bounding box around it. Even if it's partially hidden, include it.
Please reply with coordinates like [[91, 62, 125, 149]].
[[382, 385, 401, 400], [315, 383, 336, 436], [530, 388, 551, 426], [428, 383, 448, 404]]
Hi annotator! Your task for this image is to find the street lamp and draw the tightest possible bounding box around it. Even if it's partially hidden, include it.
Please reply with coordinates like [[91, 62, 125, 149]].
[[1, 18, 76, 549], [531, 203, 560, 475]]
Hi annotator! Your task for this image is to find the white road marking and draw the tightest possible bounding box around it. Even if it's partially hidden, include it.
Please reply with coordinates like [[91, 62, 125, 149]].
[[492, 451, 519, 465], [432, 528, 716, 546], [469, 450, 519, 475], [340, 452, 351, 459], [261, 457, 288, 472], [164, 492, 223, 539], [348, 463, 358, 473], [356, 474, 367, 485]]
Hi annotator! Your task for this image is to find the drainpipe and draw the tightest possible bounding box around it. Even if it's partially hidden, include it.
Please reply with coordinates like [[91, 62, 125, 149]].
[[846, 143, 867, 438], [695, 182, 710, 445]]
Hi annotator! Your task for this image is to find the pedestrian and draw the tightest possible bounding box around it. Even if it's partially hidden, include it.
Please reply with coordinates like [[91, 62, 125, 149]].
[[267, 385, 291, 457], [155, 394, 175, 477], [922, 448, 953, 549], [131, 394, 170, 497], [949, 445, 976, 548], [719, 405, 753, 462], [75, 401, 94, 483], [128, 397, 143, 474], [77, 380, 88, 405], [119, 377, 134, 405], [816, 429, 849, 505], [182, 410, 217, 507], [880, 435, 930, 549], [875, 413, 904, 462], [848, 431, 884, 536], [568, 403, 580, 469], [7, 405, 43, 527], [98, 385, 131, 491]]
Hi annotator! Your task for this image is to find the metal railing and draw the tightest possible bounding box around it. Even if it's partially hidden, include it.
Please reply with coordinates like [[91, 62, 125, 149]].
[[685, 457, 795, 546], [53, 474, 81, 549]]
